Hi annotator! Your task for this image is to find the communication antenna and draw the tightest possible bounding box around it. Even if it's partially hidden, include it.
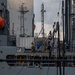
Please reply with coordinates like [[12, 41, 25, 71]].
[[41, 3, 46, 37], [19, 3, 29, 37]]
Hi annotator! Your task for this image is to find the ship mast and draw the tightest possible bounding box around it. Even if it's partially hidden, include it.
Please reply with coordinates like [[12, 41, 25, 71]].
[[19, 3, 29, 37], [41, 3, 46, 37]]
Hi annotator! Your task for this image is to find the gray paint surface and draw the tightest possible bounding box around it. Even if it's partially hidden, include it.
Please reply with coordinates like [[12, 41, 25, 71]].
[[0, 35, 7, 46], [0, 46, 75, 75], [0, 66, 75, 75], [0, 0, 7, 7]]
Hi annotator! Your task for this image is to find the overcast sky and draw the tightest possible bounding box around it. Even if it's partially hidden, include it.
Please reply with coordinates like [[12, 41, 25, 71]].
[[34, 0, 62, 39]]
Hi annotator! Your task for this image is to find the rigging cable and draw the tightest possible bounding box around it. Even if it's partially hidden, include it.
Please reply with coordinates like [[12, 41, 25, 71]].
[[46, 0, 62, 75], [16, 66, 24, 75], [53, 0, 62, 23], [57, 0, 62, 75]]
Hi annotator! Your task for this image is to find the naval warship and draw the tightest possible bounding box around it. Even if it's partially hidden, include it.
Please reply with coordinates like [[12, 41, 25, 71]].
[[0, 0, 75, 75]]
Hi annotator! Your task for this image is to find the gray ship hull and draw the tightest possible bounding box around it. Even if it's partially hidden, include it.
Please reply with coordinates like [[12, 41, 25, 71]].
[[0, 46, 75, 75], [0, 66, 75, 75]]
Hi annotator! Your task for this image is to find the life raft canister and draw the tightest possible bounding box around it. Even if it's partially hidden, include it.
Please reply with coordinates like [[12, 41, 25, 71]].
[[0, 17, 5, 28]]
